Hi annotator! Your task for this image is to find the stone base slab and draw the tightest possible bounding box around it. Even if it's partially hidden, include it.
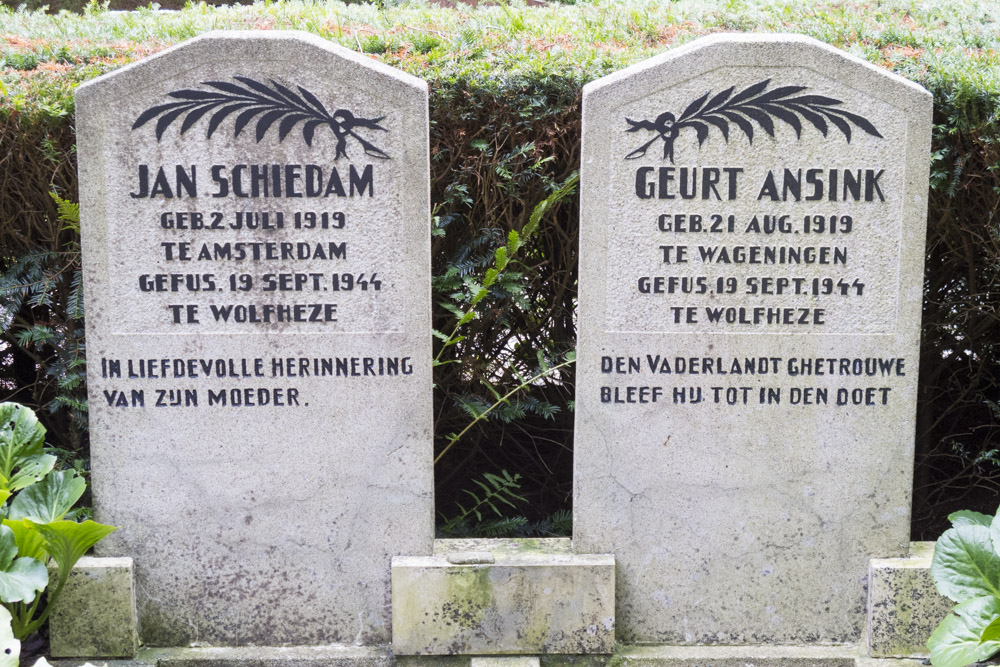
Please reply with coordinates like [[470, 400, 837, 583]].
[[470, 657, 540, 667], [48, 556, 139, 659], [867, 541, 953, 658], [392, 538, 615, 655], [141, 646, 393, 667], [602, 644, 926, 667], [48, 646, 932, 667], [48, 645, 393, 667]]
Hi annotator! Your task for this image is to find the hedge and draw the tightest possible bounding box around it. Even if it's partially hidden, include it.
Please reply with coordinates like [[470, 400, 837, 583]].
[[1, 0, 998, 538]]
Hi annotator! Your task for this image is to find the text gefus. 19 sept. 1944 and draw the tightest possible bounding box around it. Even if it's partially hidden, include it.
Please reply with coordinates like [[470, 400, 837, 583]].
[[100, 75, 414, 410], [601, 78, 906, 409]]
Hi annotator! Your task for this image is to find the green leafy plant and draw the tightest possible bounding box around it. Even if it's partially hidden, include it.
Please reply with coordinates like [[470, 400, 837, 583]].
[[928, 505, 1000, 666], [433, 171, 579, 367], [0, 403, 116, 640], [439, 470, 528, 537], [0, 194, 88, 452], [433, 172, 579, 467], [437, 469, 574, 538]]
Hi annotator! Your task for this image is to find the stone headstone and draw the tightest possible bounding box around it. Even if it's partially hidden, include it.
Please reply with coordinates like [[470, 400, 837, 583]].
[[575, 34, 931, 644], [77, 31, 432, 646]]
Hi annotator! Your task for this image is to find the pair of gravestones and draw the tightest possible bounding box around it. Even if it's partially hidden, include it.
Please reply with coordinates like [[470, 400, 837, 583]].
[[75, 30, 931, 661]]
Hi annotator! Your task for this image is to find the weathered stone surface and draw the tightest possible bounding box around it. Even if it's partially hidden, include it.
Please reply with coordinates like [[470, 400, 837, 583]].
[[433, 538, 574, 556], [867, 541, 953, 657], [607, 644, 859, 667], [539, 656, 609, 667], [50, 646, 936, 667], [76, 31, 432, 646], [137, 645, 394, 667], [44, 648, 933, 667], [447, 552, 495, 565], [575, 34, 932, 644], [48, 556, 138, 659], [540, 654, 930, 667], [395, 656, 469, 667], [48, 660, 156, 667], [470, 657, 540, 667], [392, 539, 615, 654]]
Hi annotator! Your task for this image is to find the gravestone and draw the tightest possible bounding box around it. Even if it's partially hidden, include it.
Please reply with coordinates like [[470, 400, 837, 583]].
[[76, 31, 432, 646], [575, 34, 931, 644]]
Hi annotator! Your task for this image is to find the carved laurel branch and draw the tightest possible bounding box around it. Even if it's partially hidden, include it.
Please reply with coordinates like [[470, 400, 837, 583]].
[[625, 78, 883, 161], [132, 76, 390, 160]]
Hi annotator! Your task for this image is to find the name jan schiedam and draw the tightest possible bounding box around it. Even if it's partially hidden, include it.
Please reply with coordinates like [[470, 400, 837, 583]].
[[129, 75, 391, 199]]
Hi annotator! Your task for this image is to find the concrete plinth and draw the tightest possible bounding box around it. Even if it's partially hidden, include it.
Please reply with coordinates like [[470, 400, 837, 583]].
[[48, 556, 138, 659], [392, 539, 615, 655], [867, 541, 953, 657]]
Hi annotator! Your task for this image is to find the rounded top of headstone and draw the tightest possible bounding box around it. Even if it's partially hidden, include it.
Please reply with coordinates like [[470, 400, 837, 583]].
[[76, 30, 427, 104], [583, 33, 930, 110]]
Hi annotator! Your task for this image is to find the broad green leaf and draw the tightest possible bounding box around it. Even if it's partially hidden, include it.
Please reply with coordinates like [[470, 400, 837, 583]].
[[950, 510, 994, 528], [0, 607, 19, 667], [8, 470, 86, 524], [992, 509, 1000, 559], [6, 455, 56, 493], [1, 520, 45, 563], [980, 615, 1000, 643], [932, 525, 1000, 602], [0, 527, 15, 571], [0, 555, 47, 604], [0, 404, 46, 493], [929, 596, 1000, 667], [29, 520, 117, 578]]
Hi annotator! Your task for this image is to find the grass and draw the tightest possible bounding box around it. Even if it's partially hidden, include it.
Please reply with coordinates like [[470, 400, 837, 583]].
[[1, 0, 1000, 121]]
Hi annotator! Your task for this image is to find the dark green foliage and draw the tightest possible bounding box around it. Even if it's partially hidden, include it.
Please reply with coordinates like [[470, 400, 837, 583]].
[[0, 196, 86, 455], [439, 470, 527, 537], [438, 470, 574, 538], [429, 76, 580, 534], [912, 82, 1000, 539]]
